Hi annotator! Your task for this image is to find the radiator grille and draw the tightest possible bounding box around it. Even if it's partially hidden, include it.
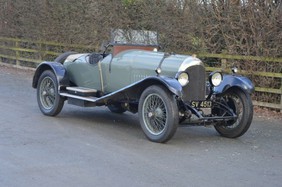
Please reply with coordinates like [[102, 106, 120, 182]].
[[182, 65, 206, 102]]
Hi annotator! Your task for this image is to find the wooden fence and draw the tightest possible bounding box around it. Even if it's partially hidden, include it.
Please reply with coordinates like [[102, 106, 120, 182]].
[[0, 37, 281, 111]]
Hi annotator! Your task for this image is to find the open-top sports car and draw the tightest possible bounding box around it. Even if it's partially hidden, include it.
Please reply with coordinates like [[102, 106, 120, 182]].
[[32, 29, 254, 143]]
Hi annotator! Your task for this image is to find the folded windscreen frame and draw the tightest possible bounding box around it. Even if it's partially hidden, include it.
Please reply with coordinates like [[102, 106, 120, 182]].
[[111, 29, 159, 46], [110, 29, 159, 56]]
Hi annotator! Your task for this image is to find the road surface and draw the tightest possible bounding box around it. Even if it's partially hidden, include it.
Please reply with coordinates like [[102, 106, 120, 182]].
[[0, 65, 281, 187]]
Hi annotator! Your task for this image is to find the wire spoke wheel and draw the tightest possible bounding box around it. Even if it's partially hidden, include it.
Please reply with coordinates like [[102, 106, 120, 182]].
[[222, 93, 243, 129], [39, 77, 56, 110], [139, 85, 178, 143], [37, 70, 64, 116], [214, 89, 253, 138], [143, 94, 167, 135]]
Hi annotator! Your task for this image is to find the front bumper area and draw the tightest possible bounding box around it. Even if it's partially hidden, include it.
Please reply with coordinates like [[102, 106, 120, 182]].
[[179, 100, 237, 126]]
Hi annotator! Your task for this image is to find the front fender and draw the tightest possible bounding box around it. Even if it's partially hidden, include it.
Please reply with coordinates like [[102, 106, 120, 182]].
[[141, 76, 183, 97], [98, 76, 183, 104], [32, 61, 68, 88], [213, 74, 254, 94]]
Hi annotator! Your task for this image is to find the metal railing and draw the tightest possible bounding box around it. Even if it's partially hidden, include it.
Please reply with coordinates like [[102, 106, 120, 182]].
[[0, 37, 281, 111]]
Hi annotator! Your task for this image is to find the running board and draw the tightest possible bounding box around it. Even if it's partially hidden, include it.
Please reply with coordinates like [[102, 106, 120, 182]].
[[60, 93, 98, 107], [60, 93, 97, 102], [66, 87, 97, 97]]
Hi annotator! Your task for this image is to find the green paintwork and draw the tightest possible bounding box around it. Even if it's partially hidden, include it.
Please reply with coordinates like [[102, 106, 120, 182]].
[[64, 58, 101, 89], [63, 49, 203, 93]]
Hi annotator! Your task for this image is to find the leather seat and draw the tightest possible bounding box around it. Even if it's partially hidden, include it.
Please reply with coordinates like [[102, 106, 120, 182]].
[[89, 53, 103, 65]]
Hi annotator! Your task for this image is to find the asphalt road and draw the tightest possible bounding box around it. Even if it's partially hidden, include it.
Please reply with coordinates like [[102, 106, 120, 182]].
[[0, 65, 281, 187]]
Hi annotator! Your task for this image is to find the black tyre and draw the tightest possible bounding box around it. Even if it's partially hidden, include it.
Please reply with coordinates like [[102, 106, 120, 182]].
[[138, 85, 179, 143], [214, 89, 253, 138], [54, 51, 77, 63], [37, 70, 64, 116], [108, 104, 126, 114]]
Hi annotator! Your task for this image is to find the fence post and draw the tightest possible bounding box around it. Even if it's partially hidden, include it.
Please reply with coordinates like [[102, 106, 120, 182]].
[[39, 42, 43, 61], [221, 50, 227, 72], [15, 41, 20, 66], [221, 58, 227, 71], [280, 78, 282, 112]]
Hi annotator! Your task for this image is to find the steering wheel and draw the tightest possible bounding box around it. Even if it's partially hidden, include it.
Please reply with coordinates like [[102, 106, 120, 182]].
[[102, 43, 113, 57]]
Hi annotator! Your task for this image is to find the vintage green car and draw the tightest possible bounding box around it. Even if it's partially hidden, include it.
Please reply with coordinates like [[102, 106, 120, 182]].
[[32, 30, 254, 143]]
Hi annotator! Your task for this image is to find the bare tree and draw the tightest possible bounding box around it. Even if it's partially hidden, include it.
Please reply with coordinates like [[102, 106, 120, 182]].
[[0, 0, 280, 56]]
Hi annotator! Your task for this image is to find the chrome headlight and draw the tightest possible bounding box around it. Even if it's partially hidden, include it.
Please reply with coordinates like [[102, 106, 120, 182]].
[[176, 72, 189, 86], [209, 71, 222, 87]]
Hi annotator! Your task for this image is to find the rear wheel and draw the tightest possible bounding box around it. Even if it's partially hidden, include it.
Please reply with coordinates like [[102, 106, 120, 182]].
[[37, 70, 64, 116], [214, 89, 253, 138], [138, 85, 179, 143]]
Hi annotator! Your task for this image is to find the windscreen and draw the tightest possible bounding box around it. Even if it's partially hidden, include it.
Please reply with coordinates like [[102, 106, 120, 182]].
[[111, 29, 158, 45]]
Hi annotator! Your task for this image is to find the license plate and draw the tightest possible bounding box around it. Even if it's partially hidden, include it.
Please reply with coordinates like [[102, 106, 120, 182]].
[[191, 100, 212, 108]]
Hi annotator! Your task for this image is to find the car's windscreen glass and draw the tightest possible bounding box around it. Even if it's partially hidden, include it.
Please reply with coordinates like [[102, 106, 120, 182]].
[[111, 29, 158, 45]]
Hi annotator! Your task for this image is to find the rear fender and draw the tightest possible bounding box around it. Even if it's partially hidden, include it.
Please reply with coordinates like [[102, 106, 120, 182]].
[[213, 75, 254, 95], [32, 61, 68, 88]]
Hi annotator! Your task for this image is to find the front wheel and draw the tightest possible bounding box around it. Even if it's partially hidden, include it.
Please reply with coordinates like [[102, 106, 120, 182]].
[[37, 70, 64, 116], [213, 89, 253, 138], [138, 85, 179, 143]]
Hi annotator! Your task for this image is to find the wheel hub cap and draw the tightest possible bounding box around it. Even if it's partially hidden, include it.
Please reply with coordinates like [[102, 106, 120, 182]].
[[148, 112, 154, 118]]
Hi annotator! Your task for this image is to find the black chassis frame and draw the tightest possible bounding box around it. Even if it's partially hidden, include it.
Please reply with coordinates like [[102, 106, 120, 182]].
[[32, 61, 254, 126], [179, 74, 254, 126]]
